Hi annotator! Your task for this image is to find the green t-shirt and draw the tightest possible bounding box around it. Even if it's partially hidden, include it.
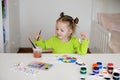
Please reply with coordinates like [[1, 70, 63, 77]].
[[34, 36, 89, 55]]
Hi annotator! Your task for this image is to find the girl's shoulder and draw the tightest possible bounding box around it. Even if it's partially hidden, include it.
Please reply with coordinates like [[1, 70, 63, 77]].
[[50, 36, 58, 39], [71, 36, 79, 40], [70, 36, 79, 42], [47, 36, 59, 40]]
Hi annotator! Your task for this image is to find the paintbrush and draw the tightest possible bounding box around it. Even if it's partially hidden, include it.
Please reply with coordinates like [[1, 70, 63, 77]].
[[28, 38, 36, 48], [37, 30, 41, 41]]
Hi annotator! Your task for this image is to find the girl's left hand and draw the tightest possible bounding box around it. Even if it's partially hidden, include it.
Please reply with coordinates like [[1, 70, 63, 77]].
[[80, 32, 88, 40]]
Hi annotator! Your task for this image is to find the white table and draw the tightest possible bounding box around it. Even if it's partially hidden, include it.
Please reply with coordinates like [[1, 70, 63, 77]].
[[0, 53, 120, 80]]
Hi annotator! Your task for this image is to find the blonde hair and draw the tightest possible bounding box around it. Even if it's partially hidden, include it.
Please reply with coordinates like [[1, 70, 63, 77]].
[[56, 12, 79, 33]]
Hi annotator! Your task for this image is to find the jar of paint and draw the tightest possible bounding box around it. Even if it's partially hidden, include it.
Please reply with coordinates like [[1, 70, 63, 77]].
[[80, 67, 87, 74], [97, 62, 102, 69], [107, 63, 114, 74], [93, 67, 99, 74]]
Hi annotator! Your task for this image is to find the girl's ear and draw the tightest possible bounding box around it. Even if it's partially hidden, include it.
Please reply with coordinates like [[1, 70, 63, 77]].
[[69, 29, 73, 34]]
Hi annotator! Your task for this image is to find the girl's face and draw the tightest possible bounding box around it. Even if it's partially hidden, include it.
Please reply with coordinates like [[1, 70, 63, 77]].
[[56, 21, 72, 41]]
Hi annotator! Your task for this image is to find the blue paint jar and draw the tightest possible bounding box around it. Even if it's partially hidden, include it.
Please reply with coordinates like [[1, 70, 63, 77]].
[[97, 62, 102, 69], [93, 67, 99, 74]]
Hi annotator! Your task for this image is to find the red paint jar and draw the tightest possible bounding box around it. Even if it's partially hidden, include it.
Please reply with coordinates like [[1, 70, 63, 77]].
[[107, 63, 114, 74]]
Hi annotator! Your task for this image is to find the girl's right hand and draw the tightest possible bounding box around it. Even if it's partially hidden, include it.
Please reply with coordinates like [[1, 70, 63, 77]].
[[80, 32, 88, 40]]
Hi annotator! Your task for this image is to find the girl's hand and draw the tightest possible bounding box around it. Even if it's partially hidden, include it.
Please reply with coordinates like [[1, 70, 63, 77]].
[[34, 32, 41, 41], [80, 32, 88, 40]]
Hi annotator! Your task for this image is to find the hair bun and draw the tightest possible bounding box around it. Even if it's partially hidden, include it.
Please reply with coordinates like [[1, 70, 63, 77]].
[[60, 12, 64, 17], [74, 17, 79, 24]]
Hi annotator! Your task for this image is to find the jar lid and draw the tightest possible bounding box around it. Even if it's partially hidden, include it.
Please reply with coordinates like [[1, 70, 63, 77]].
[[107, 63, 113, 67], [97, 62, 102, 65]]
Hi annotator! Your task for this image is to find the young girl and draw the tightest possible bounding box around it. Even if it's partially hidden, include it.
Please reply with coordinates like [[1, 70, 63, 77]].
[[33, 12, 89, 55]]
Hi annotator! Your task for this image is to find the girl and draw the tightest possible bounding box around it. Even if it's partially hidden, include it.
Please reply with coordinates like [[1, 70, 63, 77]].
[[33, 12, 89, 55]]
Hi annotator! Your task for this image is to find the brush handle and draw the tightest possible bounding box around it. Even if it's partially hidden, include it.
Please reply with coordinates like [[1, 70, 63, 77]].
[[28, 38, 36, 48], [37, 30, 41, 41]]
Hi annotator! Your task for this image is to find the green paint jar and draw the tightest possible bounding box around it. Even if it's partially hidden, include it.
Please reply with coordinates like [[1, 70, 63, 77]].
[[80, 67, 87, 74]]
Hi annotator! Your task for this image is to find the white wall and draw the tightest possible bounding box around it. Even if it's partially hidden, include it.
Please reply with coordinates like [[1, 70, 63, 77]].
[[19, 0, 92, 47], [110, 0, 120, 13]]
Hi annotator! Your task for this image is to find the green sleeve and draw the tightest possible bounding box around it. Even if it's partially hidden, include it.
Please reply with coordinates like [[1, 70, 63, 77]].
[[44, 38, 54, 49], [74, 39, 89, 55], [33, 37, 54, 50]]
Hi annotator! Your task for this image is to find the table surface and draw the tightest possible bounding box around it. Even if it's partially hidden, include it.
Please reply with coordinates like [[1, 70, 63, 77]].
[[0, 53, 120, 80]]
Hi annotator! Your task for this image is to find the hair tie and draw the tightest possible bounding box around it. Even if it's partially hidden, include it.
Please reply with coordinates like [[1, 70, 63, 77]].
[[60, 12, 64, 17], [74, 17, 79, 24]]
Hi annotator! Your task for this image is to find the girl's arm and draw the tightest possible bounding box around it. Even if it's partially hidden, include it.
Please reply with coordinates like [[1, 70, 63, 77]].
[[33, 36, 55, 51], [74, 32, 89, 55], [78, 39, 89, 55], [74, 38, 89, 55]]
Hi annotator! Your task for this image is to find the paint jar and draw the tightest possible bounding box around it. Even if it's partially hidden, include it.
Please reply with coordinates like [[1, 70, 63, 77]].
[[80, 67, 87, 74], [104, 77, 111, 80], [33, 47, 42, 58], [80, 77, 85, 80], [92, 63, 98, 70], [97, 62, 102, 69], [107, 63, 114, 74], [93, 67, 99, 74], [113, 72, 120, 80], [112, 69, 120, 80]]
